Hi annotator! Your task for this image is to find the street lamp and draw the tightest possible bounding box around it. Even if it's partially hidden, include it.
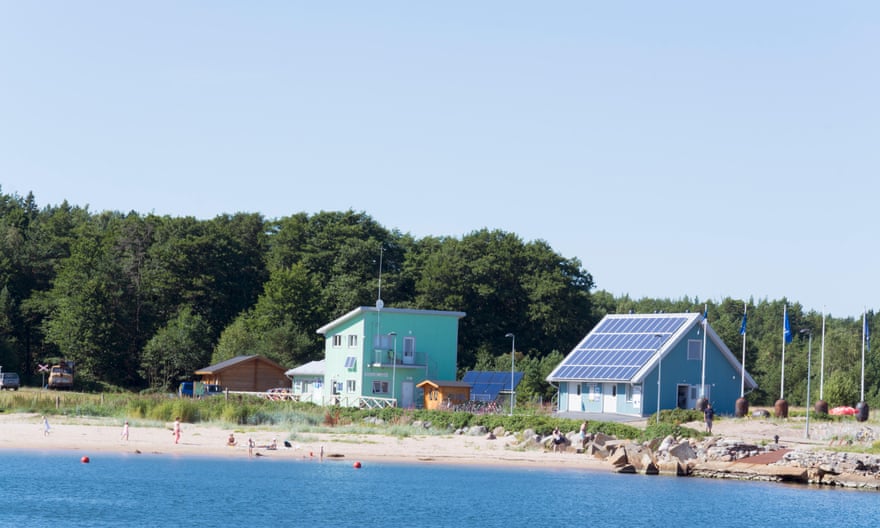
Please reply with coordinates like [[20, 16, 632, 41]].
[[505, 333, 515, 415], [654, 334, 663, 424], [800, 328, 812, 439], [389, 332, 397, 406]]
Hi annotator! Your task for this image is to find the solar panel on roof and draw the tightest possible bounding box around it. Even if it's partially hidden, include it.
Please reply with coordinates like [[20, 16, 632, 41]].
[[550, 315, 690, 381]]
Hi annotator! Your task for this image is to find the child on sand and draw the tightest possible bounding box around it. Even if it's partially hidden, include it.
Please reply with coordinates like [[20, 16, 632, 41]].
[[172, 417, 181, 444], [121, 420, 130, 441], [41, 416, 50, 436]]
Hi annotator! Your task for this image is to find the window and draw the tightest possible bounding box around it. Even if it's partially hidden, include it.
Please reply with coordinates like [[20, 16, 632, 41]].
[[346, 380, 356, 393], [372, 381, 389, 394], [626, 384, 642, 404], [294, 381, 303, 392], [344, 356, 356, 369], [374, 334, 393, 350], [332, 335, 343, 347], [348, 334, 358, 347], [403, 336, 415, 361], [688, 340, 702, 361]]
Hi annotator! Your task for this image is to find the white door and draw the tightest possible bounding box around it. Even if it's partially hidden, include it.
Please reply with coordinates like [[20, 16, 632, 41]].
[[401, 381, 414, 408], [568, 383, 583, 411], [602, 383, 617, 413]]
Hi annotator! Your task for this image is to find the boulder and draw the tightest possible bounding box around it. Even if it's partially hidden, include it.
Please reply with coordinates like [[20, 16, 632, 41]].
[[668, 441, 697, 463], [607, 446, 628, 467]]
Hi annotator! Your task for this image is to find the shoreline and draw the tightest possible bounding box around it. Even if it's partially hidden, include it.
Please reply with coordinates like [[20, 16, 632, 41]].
[[0, 412, 610, 471], [3, 412, 878, 490]]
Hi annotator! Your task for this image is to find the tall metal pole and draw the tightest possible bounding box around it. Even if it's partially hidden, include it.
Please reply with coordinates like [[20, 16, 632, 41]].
[[781, 305, 788, 400], [861, 310, 866, 402], [801, 329, 812, 439], [389, 332, 397, 406], [740, 304, 747, 398], [505, 333, 515, 415], [655, 334, 663, 424], [819, 310, 826, 401], [701, 305, 707, 399]]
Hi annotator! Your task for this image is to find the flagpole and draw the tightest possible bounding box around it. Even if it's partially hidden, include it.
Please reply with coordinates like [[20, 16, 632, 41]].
[[861, 309, 866, 402], [819, 309, 826, 401], [781, 304, 787, 401], [701, 304, 707, 401], [740, 303, 747, 398]]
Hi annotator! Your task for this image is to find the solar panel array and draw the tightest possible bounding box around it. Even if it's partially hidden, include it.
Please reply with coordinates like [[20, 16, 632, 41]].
[[550, 315, 689, 381], [462, 370, 525, 402]]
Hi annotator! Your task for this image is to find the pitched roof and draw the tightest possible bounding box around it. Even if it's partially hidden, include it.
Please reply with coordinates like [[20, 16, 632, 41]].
[[316, 306, 466, 335], [416, 379, 472, 389], [284, 360, 325, 377], [195, 355, 285, 375], [546, 312, 757, 388]]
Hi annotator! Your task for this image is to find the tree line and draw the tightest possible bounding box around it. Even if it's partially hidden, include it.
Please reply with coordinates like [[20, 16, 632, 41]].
[[0, 188, 876, 408]]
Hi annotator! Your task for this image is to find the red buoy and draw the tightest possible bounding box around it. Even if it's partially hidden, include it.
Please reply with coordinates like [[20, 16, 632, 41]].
[[353, 461, 362, 469], [81, 456, 90, 464]]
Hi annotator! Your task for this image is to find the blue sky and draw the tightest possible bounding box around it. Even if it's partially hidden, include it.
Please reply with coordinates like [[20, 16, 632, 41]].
[[2, 2, 878, 319]]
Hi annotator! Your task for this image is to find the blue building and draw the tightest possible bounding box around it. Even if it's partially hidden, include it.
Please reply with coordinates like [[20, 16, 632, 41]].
[[546, 312, 757, 417]]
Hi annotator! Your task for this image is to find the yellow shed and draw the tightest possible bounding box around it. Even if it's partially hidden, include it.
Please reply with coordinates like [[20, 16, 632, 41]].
[[416, 380, 472, 410]]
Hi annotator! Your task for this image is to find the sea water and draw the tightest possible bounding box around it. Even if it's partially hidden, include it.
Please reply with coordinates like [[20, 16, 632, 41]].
[[0, 450, 878, 527]]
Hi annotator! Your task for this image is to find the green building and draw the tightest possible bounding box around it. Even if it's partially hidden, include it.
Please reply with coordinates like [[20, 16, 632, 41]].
[[316, 306, 466, 408]]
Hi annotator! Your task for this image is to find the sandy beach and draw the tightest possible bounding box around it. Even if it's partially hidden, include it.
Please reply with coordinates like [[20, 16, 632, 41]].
[[0, 411, 856, 470], [0, 412, 610, 469]]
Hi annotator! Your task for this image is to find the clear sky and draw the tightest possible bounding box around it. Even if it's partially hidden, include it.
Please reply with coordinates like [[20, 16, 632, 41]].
[[2, 2, 877, 319]]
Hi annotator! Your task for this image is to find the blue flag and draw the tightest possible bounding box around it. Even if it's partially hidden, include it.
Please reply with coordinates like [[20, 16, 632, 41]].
[[740, 311, 747, 336], [865, 314, 871, 349], [783, 307, 792, 343]]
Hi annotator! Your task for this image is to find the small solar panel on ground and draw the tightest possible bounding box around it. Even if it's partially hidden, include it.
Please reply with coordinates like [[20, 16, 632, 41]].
[[463, 371, 524, 401]]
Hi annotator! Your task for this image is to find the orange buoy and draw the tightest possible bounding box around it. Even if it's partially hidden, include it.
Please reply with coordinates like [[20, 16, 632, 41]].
[[353, 461, 362, 469], [81, 456, 90, 464]]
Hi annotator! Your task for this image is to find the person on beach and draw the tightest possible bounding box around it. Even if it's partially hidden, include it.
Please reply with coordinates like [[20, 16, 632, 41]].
[[704, 403, 714, 434], [172, 417, 181, 444], [551, 427, 565, 452], [227, 433, 237, 447], [248, 437, 255, 457], [578, 420, 589, 447], [121, 420, 130, 441], [41, 416, 50, 436]]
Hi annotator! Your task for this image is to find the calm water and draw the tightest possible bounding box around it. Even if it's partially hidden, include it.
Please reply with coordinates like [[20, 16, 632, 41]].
[[1, 450, 878, 527]]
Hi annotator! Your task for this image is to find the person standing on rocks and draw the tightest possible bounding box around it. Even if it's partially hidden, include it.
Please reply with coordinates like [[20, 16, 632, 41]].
[[704, 403, 714, 434]]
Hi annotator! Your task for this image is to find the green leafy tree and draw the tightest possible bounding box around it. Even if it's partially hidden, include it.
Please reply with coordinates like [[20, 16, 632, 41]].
[[140, 306, 213, 391]]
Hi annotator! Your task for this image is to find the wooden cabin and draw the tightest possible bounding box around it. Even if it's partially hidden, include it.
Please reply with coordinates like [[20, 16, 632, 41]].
[[195, 355, 289, 392], [416, 379, 471, 410]]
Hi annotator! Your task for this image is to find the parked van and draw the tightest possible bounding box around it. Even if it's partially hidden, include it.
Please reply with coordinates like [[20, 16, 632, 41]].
[[0, 372, 21, 390]]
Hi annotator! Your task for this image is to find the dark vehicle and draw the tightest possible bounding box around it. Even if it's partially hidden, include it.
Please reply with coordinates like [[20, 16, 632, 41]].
[[0, 372, 21, 390], [178, 381, 224, 398]]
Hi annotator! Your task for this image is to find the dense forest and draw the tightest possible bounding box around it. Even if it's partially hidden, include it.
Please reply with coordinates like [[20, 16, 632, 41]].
[[0, 188, 876, 408]]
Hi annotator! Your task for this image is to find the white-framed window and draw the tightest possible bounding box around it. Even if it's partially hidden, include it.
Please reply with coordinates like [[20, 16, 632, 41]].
[[403, 336, 415, 361], [332, 335, 343, 347], [626, 384, 642, 404], [346, 380, 356, 393], [688, 340, 702, 361], [372, 381, 389, 394], [348, 334, 358, 347], [294, 381, 303, 392], [588, 383, 600, 401]]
